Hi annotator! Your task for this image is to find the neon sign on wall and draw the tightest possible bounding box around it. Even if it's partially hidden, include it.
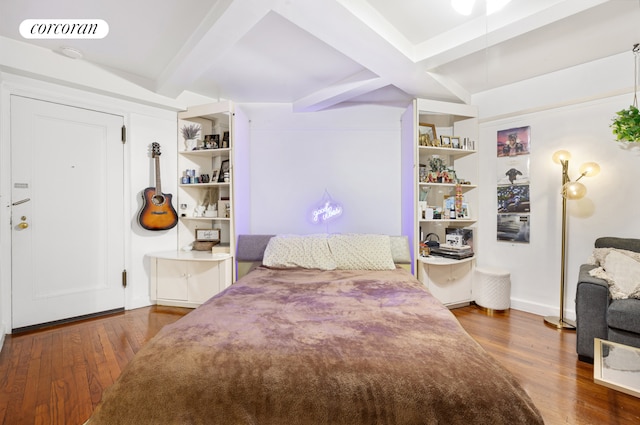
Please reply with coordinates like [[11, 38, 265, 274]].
[[311, 190, 343, 224], [312, 201, 342, 223]]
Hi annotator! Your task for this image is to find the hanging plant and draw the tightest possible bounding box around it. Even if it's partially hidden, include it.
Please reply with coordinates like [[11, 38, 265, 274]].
[[611, 44, 640, 144], [611, 104, 640, 142]]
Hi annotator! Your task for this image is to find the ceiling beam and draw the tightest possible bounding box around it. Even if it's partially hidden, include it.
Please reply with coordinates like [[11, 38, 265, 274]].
[[273, 0, 455, 109], [416, 0, 610, 70], [292, 72, 387, 112], [155, 0, 273, 98]]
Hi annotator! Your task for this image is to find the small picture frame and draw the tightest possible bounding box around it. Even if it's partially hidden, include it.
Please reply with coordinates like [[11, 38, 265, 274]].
[[461, 202, 470, 219], [450, 136, 461, 149], [418, 123, 437, 146], [195, 228, 220, 242], [440, 135, 451, 147], [222, 131, 230, 149], [444, 196, 456, 210], [203, 134, 219, 149], [218, 159, 230, 182]]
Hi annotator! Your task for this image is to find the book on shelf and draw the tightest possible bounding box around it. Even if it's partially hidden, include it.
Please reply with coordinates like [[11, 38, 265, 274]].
[[429, 244, 474, 260]]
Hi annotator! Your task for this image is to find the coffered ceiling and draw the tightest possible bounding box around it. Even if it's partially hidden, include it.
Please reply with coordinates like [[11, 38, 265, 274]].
[[1, 0, 638, 111]]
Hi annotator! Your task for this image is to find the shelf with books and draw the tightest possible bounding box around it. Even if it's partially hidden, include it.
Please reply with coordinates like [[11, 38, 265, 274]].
[[401, 98, 478, 307]]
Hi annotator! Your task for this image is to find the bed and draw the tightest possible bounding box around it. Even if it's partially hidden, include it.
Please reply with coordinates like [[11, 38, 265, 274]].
[[87, 234, 543, 424]]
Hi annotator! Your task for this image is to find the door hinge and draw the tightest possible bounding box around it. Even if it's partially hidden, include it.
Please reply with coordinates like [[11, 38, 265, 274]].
[[122, 269, 127, 288], [121, 125, 127, 144]]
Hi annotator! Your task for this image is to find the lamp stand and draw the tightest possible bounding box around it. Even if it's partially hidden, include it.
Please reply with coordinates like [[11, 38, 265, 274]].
[[544, 159, 576, 330]]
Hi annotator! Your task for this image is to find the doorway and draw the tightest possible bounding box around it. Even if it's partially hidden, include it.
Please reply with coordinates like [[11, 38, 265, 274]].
[[10, 95, 125, 331]]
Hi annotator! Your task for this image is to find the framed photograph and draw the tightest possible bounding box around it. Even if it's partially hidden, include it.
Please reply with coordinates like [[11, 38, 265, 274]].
[[461, 202, 470, 219], [443, 196, 456, 212], [440, 135, 451, 147], [195, 228, 220, 242], [217, 159, 230, 182], [203, 134, 219, 149], [418, 123, 437, 146], [222, 131, 230, 148], [217, 200, 231, 218], [451, 136, 461, 149]]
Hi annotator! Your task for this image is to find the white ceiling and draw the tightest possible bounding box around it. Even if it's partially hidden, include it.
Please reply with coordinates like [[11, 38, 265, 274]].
[[1, 0, 639, 111]]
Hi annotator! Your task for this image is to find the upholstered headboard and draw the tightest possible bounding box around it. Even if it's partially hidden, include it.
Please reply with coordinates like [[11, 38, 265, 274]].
[[236, 234, 412, 280]]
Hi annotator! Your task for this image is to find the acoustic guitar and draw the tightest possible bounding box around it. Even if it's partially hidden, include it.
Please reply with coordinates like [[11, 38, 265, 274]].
[[138, 142, 178, 231]]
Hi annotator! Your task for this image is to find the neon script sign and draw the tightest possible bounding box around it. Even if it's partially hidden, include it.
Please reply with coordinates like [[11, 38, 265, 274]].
[[311, 190, 343, 224], [312, 201, 343, 223]]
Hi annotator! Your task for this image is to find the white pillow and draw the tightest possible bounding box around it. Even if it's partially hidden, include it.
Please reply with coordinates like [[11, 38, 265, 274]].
[[328, 234, 396, 270], [589, 250, 640, 299], [263, 234, 336, 270], [587, 247, 640, 266], [389, 235, 411, 264]]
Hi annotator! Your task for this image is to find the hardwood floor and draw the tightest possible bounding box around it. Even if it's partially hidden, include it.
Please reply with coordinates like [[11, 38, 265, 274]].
[[452, 306, 640, 425], [0, 306, 189, 425], [0, 304, 638, 424]]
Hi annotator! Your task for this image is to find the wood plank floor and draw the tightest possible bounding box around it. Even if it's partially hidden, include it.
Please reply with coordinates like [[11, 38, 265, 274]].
[[452, 306, 640, 425], [0, 304, 638, 424]]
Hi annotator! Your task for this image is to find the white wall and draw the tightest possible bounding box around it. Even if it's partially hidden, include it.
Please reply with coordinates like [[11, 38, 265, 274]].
[[1, 39, 636, 337], [473, 52, 640, 319], [128, 112, 179, 309], [239, 103, 403, 236]]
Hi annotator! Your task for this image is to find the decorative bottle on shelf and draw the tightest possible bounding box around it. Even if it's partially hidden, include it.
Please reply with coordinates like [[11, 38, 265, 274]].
[[449, 205, 456, 220]]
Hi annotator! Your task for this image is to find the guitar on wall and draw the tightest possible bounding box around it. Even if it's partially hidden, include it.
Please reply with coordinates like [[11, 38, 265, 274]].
[[138, 142, 178, 231]]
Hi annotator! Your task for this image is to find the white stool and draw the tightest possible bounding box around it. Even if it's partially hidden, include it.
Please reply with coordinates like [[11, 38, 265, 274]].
[[474, 267, 511, 312]]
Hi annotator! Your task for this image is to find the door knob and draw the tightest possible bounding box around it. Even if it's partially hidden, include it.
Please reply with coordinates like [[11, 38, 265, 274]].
[[18, 222, 29, 229]]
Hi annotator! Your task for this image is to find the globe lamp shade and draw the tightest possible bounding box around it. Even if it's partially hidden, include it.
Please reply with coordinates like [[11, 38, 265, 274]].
[[563, 181, 587, 199], [552, 150, 571, 164], [579, 162, 600, 178]]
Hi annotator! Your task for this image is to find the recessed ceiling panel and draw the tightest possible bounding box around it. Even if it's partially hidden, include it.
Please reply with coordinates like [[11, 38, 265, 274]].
[[191, 11, 370, 102], [364, 0, 482, 45], [436, 1, 640, 94]]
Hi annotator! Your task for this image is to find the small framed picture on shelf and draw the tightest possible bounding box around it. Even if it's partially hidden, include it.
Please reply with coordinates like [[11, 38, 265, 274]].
[[461, 202, 470, 219], [195, 228, 220, 242], [440, 135, 451, 147], [218, 159, 230, 182], [451, 136, 461, 149], [222, 131, 230, 148], [418, 123, 437, 146], [443, 196, 455, 212]]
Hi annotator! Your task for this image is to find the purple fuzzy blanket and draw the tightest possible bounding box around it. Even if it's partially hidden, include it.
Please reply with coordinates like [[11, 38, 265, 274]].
[[88, 266, 543, 424]]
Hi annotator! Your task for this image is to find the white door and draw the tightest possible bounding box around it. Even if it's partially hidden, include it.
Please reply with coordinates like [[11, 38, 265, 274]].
[[10, 95, 125, 330]]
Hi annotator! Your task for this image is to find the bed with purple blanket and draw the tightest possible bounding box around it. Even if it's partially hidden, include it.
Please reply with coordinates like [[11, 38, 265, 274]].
[[87, 234, 543, 424]]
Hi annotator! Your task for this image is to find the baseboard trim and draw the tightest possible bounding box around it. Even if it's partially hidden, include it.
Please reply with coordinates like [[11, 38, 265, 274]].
[[12, 308, 124, 334], [0, 324, 5, 353]]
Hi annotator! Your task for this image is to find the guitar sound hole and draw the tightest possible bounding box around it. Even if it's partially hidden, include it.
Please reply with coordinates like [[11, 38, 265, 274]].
[[151, 195, 165, 206]]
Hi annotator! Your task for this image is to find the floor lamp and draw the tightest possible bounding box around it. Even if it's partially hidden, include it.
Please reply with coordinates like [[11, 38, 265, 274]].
[[544, 150, 600, 330]]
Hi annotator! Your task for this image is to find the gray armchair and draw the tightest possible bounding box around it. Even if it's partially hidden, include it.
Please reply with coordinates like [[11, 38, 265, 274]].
[[575, 237, 640, 362]]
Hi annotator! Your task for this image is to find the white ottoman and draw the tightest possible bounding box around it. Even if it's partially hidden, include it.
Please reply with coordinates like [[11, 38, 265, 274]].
[[474, 267, 511, 312]]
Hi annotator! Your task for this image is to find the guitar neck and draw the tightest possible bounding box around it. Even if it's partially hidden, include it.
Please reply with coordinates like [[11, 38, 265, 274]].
[[154, 156, 162, 194]]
